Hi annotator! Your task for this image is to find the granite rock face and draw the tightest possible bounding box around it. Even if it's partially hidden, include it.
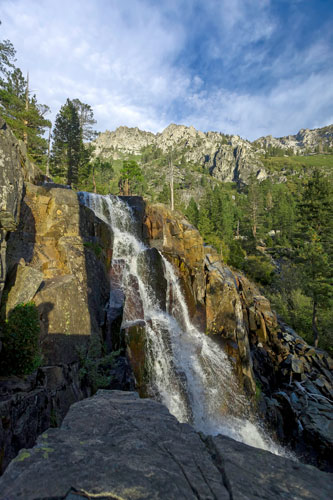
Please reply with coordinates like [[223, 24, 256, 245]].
[[0, 390, 332, 500], [0, 364, 90, 474], [0, 180, 117, 472], [0, 118, 43, 303], [5, 182, 113, 364], [93, 123, 333, 189]]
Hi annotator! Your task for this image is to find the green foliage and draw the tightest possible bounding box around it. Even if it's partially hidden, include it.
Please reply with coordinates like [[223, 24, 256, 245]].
[[51, 99, 83, 186], [242, 255, 275, 285], [295, 170, 333, 346], [227, 240, 246, 269], [77, 335, 120, 393], [83, 241, 102, 258], [261, 153, 333, 175], [0, 26, 16, 80], [185, 197, 199, 227], [78, 157, 114, 193], [0, 63, 51, 165], [0, 302, 41, 376], [119, 159, 145, 195]]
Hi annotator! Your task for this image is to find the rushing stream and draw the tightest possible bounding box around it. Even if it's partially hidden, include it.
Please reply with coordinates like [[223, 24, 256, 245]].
[[79, 192, 283, 454]]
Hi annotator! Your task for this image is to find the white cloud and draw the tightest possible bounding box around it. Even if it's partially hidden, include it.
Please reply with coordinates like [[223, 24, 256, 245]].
[[0, 0, 332, 140]]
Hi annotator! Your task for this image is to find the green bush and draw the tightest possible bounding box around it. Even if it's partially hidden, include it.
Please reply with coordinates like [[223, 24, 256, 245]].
[[242, 255, 275, 285], [0, 302, 41, 375], [77, 334, 120, 393]]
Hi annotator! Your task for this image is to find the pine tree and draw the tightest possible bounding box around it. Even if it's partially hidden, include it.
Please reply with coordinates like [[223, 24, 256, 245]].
[[51, 99, 85, 186], [297, 170, 333, 347], [0, 66, 51, 164], [185, 198, 199, 227], [118, 159, 144, 195], [72, 98, 97, 141], [0, 24, 15, 81]]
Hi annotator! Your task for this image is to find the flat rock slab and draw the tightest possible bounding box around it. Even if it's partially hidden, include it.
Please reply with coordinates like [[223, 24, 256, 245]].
[[0, 390, 332, 500]]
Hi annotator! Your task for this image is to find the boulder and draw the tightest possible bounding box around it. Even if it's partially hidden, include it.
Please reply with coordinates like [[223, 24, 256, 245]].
[[4, 261, 44, 315], [0, 390, 332, 499], [0, 363, 89, 475]]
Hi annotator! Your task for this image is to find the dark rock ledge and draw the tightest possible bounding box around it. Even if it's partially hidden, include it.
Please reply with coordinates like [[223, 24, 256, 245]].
[[0, 390, 331, 500]]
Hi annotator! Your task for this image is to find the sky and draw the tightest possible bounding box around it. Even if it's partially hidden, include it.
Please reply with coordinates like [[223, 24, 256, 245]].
[[1, 0, 333, 140]]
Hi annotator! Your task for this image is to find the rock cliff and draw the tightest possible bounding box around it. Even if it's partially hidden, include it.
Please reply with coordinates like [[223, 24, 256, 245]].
[[93, 123, 333, 186], [0, 121, 125, 473], [0, 118, 44, 304], [255, 124, 333, 154], [0, 390, 331, 500]]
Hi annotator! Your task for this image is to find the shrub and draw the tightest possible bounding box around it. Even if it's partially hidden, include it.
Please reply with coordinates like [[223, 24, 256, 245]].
[[0, 302, 41, 375], [242, 255, 275, 285], [77, 334, 120, 393]]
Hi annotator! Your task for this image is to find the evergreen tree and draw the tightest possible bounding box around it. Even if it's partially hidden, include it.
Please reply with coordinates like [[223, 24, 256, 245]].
[[297, 170, 333, 347], [271, 183, 296, 243], [185, 197, 199, 227], [118, 159, 144, 195], [0, 23, 15, 81], [0, 65, 51, 164], [246, 175, 264, 241], [72, 98, 97, 141], [51, 98, 95, 187]]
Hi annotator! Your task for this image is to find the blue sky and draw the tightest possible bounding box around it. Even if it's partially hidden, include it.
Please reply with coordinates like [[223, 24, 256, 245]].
[[1, 0, 332, 140]]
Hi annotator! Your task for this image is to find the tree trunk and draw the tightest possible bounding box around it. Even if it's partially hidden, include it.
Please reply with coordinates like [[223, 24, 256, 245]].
[[124, 178, 129, 196], [46, 126, 51, 178], [312, 299, 319, 348]]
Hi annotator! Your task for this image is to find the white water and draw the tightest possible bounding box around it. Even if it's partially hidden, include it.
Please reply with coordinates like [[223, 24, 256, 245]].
[[79, 192, 283, 454]]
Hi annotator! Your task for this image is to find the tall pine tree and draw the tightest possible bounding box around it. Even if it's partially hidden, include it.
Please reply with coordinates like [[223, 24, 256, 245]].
[[297, 170, 333, 347], [0, 33, 51, 165], [51, 99, 84, 186]]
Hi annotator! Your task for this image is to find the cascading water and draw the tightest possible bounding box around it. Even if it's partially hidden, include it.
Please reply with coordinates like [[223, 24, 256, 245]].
[[79, 192, 284, 454]]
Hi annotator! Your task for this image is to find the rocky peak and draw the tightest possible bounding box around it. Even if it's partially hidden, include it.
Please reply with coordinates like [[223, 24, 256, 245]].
[[256, 124, 333, 153], [93, 125, 155, 158], [93, 122, 333, 186]]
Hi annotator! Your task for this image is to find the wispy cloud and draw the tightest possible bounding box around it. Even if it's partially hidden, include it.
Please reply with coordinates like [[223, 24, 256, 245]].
[[0, 0, 332, 139]]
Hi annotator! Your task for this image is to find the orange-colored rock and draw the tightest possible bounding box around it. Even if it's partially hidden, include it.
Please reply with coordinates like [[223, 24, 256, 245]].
[[5, 183, 113, 364]]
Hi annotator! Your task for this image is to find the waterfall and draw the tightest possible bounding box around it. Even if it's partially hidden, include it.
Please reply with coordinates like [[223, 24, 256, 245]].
[[79, 192, 284, 454]]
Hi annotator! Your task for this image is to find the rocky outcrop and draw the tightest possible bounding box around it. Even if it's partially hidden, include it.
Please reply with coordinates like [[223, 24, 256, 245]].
[[0, 390, 331, 500], [4, 182, 113, 364], [0, 363, 90, 474], [93, 126, 155, 158], [93, 123, 267, 186], [255, 124, 333, 154], [93, 123, 333, 189], [0, 177, 118, 472], [0, 118, 44, 304], [144, 203, 333, 471]]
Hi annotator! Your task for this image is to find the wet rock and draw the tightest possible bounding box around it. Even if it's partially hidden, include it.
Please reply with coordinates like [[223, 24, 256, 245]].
[[122, 320, 148, 397], [123, 274, 144, 322], [1, 390, 332, 500], [137, 247, 167, 310]]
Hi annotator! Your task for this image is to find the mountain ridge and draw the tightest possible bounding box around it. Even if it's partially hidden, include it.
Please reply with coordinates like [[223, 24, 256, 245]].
[[93, 122, 333, 186]]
